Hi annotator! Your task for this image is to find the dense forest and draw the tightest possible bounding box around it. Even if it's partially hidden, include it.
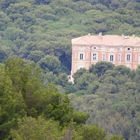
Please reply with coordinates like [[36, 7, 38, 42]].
[[0, 0, 140, 140], [1, 0, 140, 73], [70, 62, 140, 140], [0, 58, 123, 139]]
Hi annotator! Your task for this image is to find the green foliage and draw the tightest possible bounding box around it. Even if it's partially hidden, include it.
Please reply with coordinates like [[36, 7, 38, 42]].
[[0, 58, 126, 139], [110, 135, 124, 140], [72, 111, 89, 124], [70, 93, 138, 140], [70, 62, 140, 140], [4, 58, 76, 125], [89, 61, 114, 77], [0, 57, 94, 139], [81, 125, 106, 140], [0, 0, 140, 139], [11, 116, 122, 140], [10, 116, 63, 140], [39, 55, 61, 73], [0, 64, 26, 139], [73, 62, 137, 95], [1, 0, 140, 74], [0, 46, 10, 62]]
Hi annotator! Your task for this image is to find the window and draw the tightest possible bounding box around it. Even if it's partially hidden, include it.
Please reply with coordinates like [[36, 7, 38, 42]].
[[127, 48, 130, 51], [126, 54, 131, 61], [93, 53, 97, 60], [80, 53, 84, 60], [110, 55, 114, 62]]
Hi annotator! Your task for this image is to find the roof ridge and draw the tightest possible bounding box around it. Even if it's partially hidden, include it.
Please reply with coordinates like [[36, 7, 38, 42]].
[[72, 34, 140, 47]]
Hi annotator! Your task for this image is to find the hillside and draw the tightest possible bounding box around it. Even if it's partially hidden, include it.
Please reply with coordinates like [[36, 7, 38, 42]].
[[70, 62, 140, 140], [1, 0, 140, 140], [1, 0, 140, 72]]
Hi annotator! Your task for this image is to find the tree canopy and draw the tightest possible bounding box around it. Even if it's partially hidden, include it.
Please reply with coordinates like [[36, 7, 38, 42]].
[[0, 0, 140, 139]]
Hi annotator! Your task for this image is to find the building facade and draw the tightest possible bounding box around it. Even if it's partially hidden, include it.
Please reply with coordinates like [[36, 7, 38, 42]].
[[71, 34, 140, 75]]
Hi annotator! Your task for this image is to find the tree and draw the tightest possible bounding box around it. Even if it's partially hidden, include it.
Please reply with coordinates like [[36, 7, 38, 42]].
[[0, 11, 10, 30], [0, 65, 26, 139], [87, 81, 100, 94], [110, 135, 124, 140], [72, 111, 89, 124], [89, 62, 114, 77], [27, 50, 44, 62], [35, 0, 51, 4], [11, 116, 63, 140], [39, 55, 61, 73], [81, 125, 106, 140], [0, 49, 6, 62], [114, 65, 131, 76]]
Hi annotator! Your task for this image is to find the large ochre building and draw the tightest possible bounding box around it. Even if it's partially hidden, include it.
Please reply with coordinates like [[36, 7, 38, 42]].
[[71, 34, 140, 75]]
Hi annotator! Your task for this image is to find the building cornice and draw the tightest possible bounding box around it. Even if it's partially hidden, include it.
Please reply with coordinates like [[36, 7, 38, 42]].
[[72, 44, 140, 48]]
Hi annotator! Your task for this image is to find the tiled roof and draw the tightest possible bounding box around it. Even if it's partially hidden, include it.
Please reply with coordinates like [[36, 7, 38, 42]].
[[72, 34, 140, 47]]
